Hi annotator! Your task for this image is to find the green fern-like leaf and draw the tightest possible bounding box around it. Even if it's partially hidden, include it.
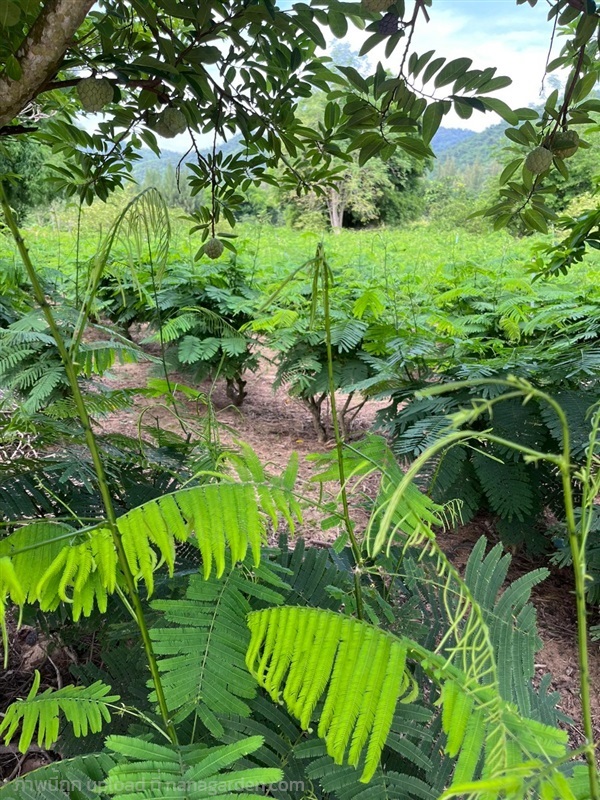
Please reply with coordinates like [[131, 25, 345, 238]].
[[0, 473, 300, 626], [310, 435, 446, 546], [154, 310, 198, 342], [178, 335, 221, 363], [246, 607, 418, 782], [47, 387, 137, 419], [0, 522, 77, 599], [0, 344, 35, 374], [275, 535, 351, 609], [0, 555, 25, 664], [102, 734, 282, 799], [329, 319, 368, 353], [440, 760, 587, 800], [464, 538, 551, 718], [22, 366, 64, 412], [219, 694, 314, 800], [149, 564, 287, 733], [153, 306, 244, 345], [0, 671, 118, 752], [366, 466, 569, 789], [227, 443, 302, 534], [297, 741, 436, 799], [0, 523, 73, 659], [540, 390, 597, 458], [247, 605, 568, 790], [77, 338, 151, 377], [429, 446, 483, 523], [0, 752, 116, 799], [471, 449, 535, 522]]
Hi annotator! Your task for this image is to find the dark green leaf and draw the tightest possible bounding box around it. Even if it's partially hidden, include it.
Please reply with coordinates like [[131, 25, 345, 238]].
[[434, 57, 473, 88], [499, 158, 523, 185], [328, 10, 348, 38], [421, 101, 445, 145], [483, 97, 519, 125]]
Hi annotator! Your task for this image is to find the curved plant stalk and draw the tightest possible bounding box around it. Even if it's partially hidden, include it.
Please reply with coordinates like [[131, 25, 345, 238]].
[[0, 183, 178, 745], [73, 187, 190, 434], [147, 236, 186, 436], [371, 376, 599, 800], [314, 242, 364, 619], [70, 188, 165, 358]]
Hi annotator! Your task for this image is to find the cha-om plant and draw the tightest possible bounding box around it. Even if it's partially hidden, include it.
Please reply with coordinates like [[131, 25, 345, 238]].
[[0, 204, 598, 799]]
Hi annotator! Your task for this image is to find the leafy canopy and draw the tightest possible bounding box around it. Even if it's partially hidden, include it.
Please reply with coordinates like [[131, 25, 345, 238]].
[[2, 0, 589, 234]]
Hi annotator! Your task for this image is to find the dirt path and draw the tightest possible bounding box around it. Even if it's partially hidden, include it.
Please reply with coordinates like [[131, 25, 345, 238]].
[[98, 355, 600, 748]]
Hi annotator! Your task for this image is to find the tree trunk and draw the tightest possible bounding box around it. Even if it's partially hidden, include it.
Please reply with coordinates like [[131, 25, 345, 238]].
[[0, 0, 95, 128], [226, 375, 247, 407], [303, 396, 328, 442], [327, 186, 345, 234]]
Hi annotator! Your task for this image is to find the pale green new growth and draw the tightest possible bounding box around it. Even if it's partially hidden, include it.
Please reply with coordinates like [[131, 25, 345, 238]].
[[0, 458, 301, 633], [247, 604, 569, 791], [247, 606, 416, 782], [0, 670, 118, 752]]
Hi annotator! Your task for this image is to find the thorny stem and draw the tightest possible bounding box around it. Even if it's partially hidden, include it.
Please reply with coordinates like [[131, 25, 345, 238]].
[[317, 243, 364, 620], [0, 184, 178, 745]]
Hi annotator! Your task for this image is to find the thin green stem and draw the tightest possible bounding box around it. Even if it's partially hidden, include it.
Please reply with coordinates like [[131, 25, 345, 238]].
[[0, 184, 177, 745], [406, 380, 599, 799], [318, 244, 364, 620], [145, 219, 188, 438], [557, 425, 599, 799], [74, 199, 83, 307]]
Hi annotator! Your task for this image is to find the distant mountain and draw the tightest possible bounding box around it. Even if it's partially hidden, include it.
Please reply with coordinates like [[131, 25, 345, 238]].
[[131, 124, 507, 194], [132, 135, 242, 180], [431, 127, 476, 155], [433, 122, 507, 172], [133, 149, 183, 180], [428, 122, 508, 193]]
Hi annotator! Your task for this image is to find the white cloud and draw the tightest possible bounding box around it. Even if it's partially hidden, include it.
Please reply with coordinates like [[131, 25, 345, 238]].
[[343, 1, 555, 130]]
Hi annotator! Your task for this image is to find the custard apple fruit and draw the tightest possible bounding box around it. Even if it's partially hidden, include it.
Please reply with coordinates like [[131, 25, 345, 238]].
[[161, 108, 187, 136], [525, 146, 553, 175], [362, 0, 391, 11], [551, 130, 580, 159], [147, 113, 173, 138], [205, 238, 224, 259], [378, 10, 399, 34], [76, 77, 114, 112]]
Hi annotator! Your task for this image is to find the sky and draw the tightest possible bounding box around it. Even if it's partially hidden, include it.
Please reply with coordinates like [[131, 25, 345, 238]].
[[149, 0, 557, 152], [345, 0, 555, 131]]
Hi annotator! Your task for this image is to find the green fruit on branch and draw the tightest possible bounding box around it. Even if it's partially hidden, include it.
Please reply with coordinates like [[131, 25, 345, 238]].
[[525, 146, 553, 175], [148, 108, 187, 138], [362, 0, 391, 11], [161, 107, 187, 136], [205, 237, 224, 259], [76, 77, 114, 112], [147, 113, 172, 138], [551, 130, 580, 159]]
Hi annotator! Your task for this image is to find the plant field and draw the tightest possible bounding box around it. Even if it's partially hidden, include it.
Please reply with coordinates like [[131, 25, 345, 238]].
[[4, 203, 589, 283], [2, 191, 600, 799], [2, 0, 600, 796]]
